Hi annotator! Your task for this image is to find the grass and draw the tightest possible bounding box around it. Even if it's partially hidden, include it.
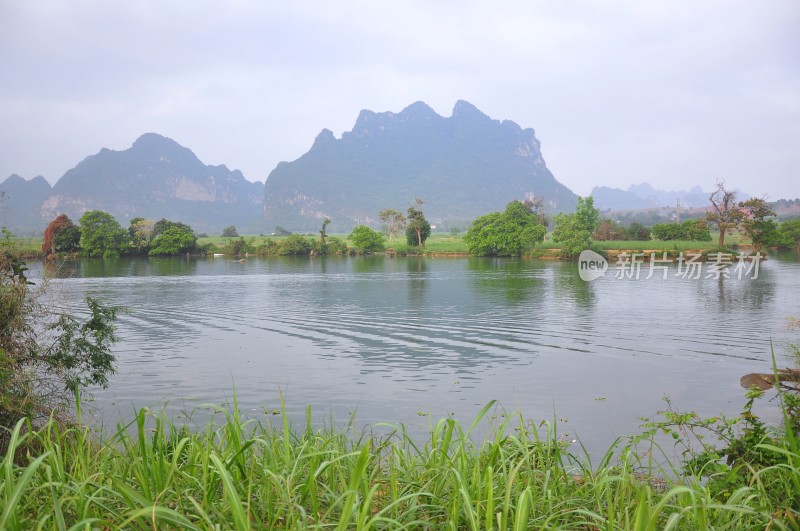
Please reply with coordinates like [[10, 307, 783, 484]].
[[5, 236, 43, 258], [2, 395, 799, 529]]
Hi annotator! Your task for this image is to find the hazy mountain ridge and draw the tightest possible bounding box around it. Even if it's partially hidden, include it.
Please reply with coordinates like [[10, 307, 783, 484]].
[[592, 183, 751, 212], [0, 174, 52, 232], [3, 134, 263, 234], [262, 100, 578, 232]]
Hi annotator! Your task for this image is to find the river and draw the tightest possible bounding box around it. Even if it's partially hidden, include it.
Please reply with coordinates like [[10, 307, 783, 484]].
[[35, 252, 800, 456]]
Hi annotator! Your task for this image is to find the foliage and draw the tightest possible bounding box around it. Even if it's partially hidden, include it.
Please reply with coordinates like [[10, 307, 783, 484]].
[[0, 240, 119, 446], [707, 180, 745, 248], [277, 235, 313, 255], [464, 200, 546, 256], [149, 226, 197, 256], [42, 215, 77, 255], [651, 219, 712, 241], [325, 237, 348, 255], [776, 219, 800, 251], [349, 225, 385, 252], [52, 225, 81, 253], [624, 222, 651, 241], [152, 219, 194, 241], [221, 225, 239, 238], [739, 198, 777, 252], [2, 394, 799, 528], [274, 226, 292, 236], [379, 209, 406, 241], [223, 237, 253, 256], [127, 217, 155, 254], [551, 196, 600, 258], [78, 210, 128, 258], [633, 383, 799, 510], [406, 198, 431, 247], [592, 218, 626, 241]]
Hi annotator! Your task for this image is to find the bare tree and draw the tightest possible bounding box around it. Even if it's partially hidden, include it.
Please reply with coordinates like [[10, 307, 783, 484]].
[[707, 180, 744, 248], [379, 209, 406, 241]]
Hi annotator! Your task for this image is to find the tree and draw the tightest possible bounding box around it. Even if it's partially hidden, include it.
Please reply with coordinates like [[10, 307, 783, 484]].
[[406, 198, 431, 247], [149, 226, 197, 256], [523, 195, 549, 228], [624, 222, 651, 241], [78, 210, 128, 258], [222, 225, 239, 238], [150, 219, 194, 241], [379, 209, 406, 241], [128, 217, 155, 254], [552, 196, 600, 257], [593, 219, 627, 241], [42, 214, 77, 254], [707, 181, 744, 248], [777, 219, 800, 252], [350, 225, 385, 252], [1, 240, 119, 444], [319, 218, 330, 245], [739, 197, 777, 252], [53, 225, 81, 252], [274, 226, 292, 236], [277, 235, 313, 255], [651, 219, 712, 241], [464, 200, 546, 256]]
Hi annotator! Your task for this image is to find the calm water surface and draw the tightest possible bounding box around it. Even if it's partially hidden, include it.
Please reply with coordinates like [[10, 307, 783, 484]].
[[37, 253, 800, 454]]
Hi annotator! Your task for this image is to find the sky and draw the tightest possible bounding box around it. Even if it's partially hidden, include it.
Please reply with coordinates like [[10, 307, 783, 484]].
[[1, 0, 798, 199]]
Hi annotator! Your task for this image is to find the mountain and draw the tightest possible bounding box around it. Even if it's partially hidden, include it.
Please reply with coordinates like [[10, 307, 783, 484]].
[[39, 133, 263, 233], [262, 100, 577, 232], [592, 183, 751, 211], [590, 186, 651, 211], [0, 174, 52, 234]]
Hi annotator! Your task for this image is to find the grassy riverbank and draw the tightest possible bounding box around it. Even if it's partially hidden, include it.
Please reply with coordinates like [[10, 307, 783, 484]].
[[3, 395, 799, 529]]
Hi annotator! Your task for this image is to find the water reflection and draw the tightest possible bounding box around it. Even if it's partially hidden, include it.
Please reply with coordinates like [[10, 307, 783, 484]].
[[552, 262, 595, 310], [43, 254, 800, 457], [467, 258, 543, 304]]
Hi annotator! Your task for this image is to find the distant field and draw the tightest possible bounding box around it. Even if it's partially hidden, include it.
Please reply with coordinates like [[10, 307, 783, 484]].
[[7, 236, 43, 256], [198, 233, 472, 254]]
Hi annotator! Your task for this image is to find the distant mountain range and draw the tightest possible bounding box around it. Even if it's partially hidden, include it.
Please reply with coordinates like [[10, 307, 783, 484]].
[[1, 134, 263, 234], [262, 100, 577, 232], [0, 100, 762, 236], [591, 183, 751, 212]]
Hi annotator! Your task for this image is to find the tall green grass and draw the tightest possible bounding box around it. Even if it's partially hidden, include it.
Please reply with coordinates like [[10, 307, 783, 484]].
[[2, 396, 798, 529]]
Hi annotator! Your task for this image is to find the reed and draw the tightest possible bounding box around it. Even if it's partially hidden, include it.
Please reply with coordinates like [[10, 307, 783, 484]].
[[1, 397, 798, 529]]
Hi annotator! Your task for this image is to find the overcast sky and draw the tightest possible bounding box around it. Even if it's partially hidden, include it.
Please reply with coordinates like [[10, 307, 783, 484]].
[[1, 1, 798, 199]]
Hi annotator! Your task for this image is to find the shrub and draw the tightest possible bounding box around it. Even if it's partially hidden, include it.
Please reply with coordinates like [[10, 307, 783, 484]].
[[277, 235, 313, 255], [624, 222, 651, 241], [349, 225, 385, 252], [224, 237, 254, 256], [651, 219, 712, 241], [1, 237, 119, 448], [464, 201, 546, 256]]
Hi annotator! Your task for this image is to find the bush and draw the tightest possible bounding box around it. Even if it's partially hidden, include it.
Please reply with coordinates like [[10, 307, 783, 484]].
[[78, 210, 128, 258], [552, 196, 600, 258], [349, 225, 385, 252], [651, 219, 712, 241], [1, 238, 119, 448], [325, 237, 348, 255], [149, 226, 197, 256], [224, 237, 253, 256], [592, 219, 627, 241], [464, 201, 546, 256], [53, 225, 81, 252], [277, 235, 313, 255], [624, 222, 650, 241]]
